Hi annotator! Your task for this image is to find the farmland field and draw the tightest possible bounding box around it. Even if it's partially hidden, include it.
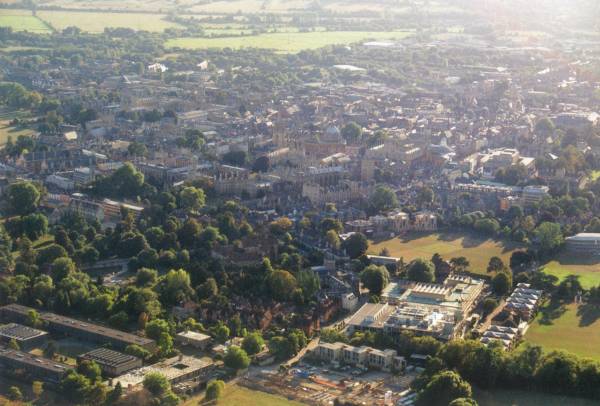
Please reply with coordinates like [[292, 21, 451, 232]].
[[166, 30, 412, 52], [525, 302, 600, 361], [368, 232, 523, 275], [0, 10, 52, 33], [183, 384, 304, 406], [36, 10, 183, 33]]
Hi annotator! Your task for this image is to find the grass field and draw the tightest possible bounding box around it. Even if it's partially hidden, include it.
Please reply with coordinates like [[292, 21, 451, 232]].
[[475, 388, 597, 406], [166, 30, 412, 52], [36, 10, 183, 33], [541, 252, 600, 289], [368, 232, 523, 275], [184, 384, 304, 406], [0, 109, 36, 147], [0, 10, 52, 33], [526, 302, 600, 361]]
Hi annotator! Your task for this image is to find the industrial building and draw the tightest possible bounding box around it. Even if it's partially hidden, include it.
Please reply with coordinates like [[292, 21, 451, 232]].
[[0, 345, 70, 384], [79, 348, 143, 376], [0, 304, 156, 351], [0, 323, 49, 350]]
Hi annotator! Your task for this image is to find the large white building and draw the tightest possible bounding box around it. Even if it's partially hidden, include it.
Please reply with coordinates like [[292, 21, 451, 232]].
[[565, 233, 600, 254]]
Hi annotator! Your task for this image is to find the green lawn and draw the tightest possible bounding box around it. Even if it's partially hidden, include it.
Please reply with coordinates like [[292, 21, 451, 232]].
[[475, 387, 597, 406], [166, 30, 412, 53], [0, 10, 52, 33], [0, 109, 36, 147], [526, 302, 600, 361], [368, 232, 523, 275], [541, 252, 600, 289], [36, 10, 183, 33], [184, 384, 304, 406]]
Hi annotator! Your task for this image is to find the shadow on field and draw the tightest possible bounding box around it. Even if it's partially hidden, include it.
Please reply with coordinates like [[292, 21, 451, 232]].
[[538, 300, 567, 326], [577, 304, 600, 327]]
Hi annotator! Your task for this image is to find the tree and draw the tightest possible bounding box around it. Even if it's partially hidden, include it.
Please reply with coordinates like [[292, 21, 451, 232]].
[[242, 331, 265, 355], [32, 381, 44, 399], [535, 351, 579, 395], [297, 270, 320, 302], [205, 379, 225, 402], [8, 338, 19, 350], [341, 122, 362, 143], [128, 142, 147, 157], [21, 213, 48, 240], [326, 229, 341, 250], [534, 222, 564, 255], [487, 257, 505, 273], [252, 156, 270, 173], [77, 359, 102, 382], [222, 150, 248, 166], [143, 372, 170, 397], [492, 271, 512, 296], [450, 257, 470, 273], [224, 345, 250, 370], [360, 265, 390, 295], [8, 386, 23, 401], [448, 398, 478, 406], [145, 319, 171, 341], [474, 218, 500, 235], [125, 344, 151, 360], [136, 267, 158, 287], [213, 322, 230, 344], [482, 298, 498, 315], [417, 186, 434, 207], [342, 232, 368, 259], [61, 370, 92, 403], [5, 181, 41, 216], [407, 258, 435, 283], [50, 257, 76, 282], [417, 370, 472, 406], [158, 269, 193, 305], [197, 277, 218, 299], [266, 269, 297, 301], [180, 186, 205, 212], [371, 185, 398, 212]]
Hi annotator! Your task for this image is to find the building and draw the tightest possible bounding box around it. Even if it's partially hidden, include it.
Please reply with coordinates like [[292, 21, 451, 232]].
[[112, 355, 215, 391], [0, 345, 69, 384], [0, 323, 49, 351], [522, 185, 549, 206], [565, 233, 600, 254], [79, 348, 142, 376], [504, 283, 543, 321], [480, 325, 520, 350], [0, 304, 156, 352], [314, 342, 405, 372], [175, 331, 212, 350]]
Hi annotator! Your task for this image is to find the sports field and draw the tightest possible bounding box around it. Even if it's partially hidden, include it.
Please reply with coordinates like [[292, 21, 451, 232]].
[[526, 302, 600, 361], [368, 232, 523, 275], [36, 10, 183, 32], [166, 30, 412, 53], [0, 10, 52, 33], [184, 384, 304, 406], [541, 252, 600, 289]]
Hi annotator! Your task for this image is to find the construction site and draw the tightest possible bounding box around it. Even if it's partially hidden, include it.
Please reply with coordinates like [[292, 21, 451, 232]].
[[241, 365, 417, 406]]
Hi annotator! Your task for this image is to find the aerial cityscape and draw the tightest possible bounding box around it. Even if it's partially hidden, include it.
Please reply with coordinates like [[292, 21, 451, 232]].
[[0, 0, 599, 405]]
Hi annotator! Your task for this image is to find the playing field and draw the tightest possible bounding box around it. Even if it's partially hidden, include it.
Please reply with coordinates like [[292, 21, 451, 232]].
[[36, 10, 183, 33], [184, 384, 304, 406], [166, 30, 412, 52], [0, 109, 36, 147], [368, 232, 523, 275], [541, 252, 600, 289], [0, 10, 52, 33], [475, 388, 597, 406], [526, 302, 600, 361]]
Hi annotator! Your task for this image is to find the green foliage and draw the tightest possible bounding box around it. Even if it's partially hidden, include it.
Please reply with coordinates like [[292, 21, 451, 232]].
[[360, 264, 390, 295], [417, 370, 472, 406], [534, 222, 564, 255], [5, 181, 41, 216], [407, 258, 435, 283], [341, 122, 362, 143], [242, 331, 265, 355], [342, 232, 368, 259], [224, 345, 251, 370], [143, 372, 170, 396], [92, 162, 144, 199], [266, 269, 297, 301], [125, 344, 151, 360], [205, 379, 225, 402], [371, 185, 399, 213], [492, 271, 512, 296], [179, 186, 206, 212]]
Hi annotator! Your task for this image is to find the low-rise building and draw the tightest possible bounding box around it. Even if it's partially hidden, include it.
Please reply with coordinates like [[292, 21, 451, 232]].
[[314, 342, 405, 372], [565, 233, 600, 255], [0, 323, 49, 350], [0, 345, 69, 384], [175, 331, 212, 350], [79, 348, 142, 376]]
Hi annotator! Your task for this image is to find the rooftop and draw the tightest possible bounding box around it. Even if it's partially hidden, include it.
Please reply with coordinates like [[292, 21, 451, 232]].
[[0, 323, 48, 341], [80, 348, 140, 367]]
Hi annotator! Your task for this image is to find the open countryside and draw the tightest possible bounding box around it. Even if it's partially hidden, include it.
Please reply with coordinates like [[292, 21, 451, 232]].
[[0, 10, 52, 33], [165, 31, 413, 52], [368, 232, 523, 275]]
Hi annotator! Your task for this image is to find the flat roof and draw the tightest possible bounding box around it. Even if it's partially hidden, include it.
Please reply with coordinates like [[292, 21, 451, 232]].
[[176, 331, 211, 341], [0, 323, 48, 341], [114, 355, 213, 387], [81, 348, 140, 367], [0, 345, 70, 374]]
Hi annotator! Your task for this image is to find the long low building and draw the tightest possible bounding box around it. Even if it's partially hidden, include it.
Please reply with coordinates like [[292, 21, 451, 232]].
[[0, 323, 49, 350], [314, 342, 405, 372], [0, 304, 156, 351], [79, 348, 142, 376], [0, 345, 70, 384]]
